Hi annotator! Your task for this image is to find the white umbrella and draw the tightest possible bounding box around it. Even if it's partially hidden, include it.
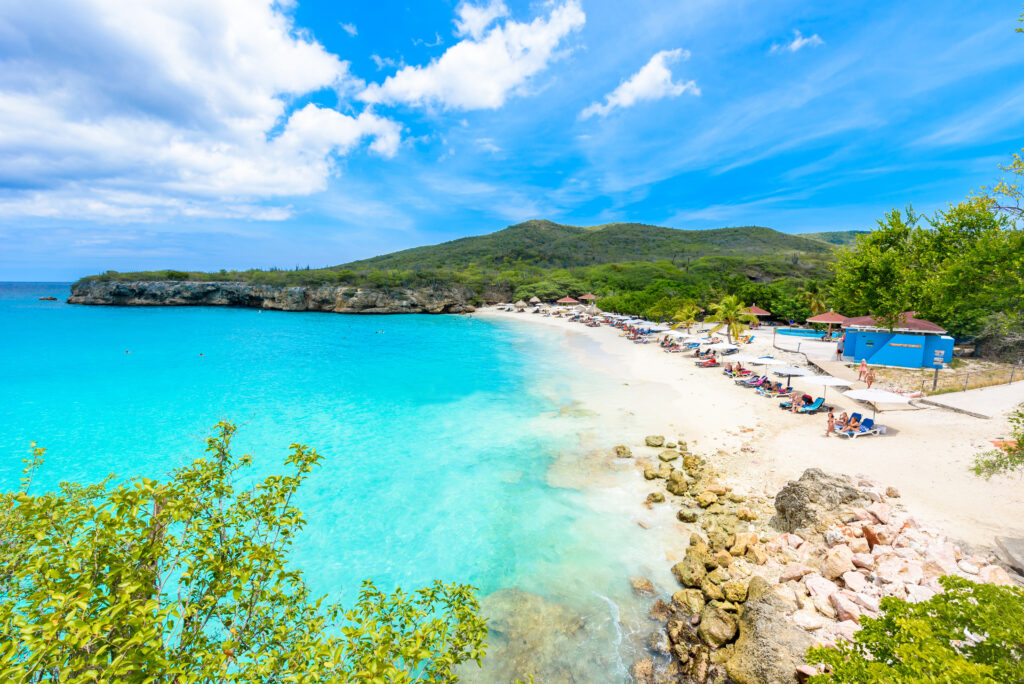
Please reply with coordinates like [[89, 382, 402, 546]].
[[773, 366, 810, 383], [802, 374, 852, 399], [665, 330, 687, 338], [843, 388, 912, 419], [649, 325, 671, 332], [727, 354, 762, 364], [709, 342, 738, 351], [752, 357, 786, 366]]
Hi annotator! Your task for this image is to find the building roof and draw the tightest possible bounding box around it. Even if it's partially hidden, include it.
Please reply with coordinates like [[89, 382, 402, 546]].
[[745, 304, 770, 316], [556, 296, 579, 304], [842, 311, 946, 334], [579, 293, 597, 300]]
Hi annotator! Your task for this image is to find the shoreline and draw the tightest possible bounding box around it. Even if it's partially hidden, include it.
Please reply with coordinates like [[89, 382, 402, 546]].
[[476, 307, 1023, 551]]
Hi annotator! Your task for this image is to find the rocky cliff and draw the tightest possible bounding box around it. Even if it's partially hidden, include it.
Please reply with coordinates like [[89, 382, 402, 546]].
[[67, 280, 486, 314]]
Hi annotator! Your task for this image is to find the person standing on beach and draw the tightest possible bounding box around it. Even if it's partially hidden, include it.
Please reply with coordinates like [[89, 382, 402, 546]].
[[826, 408, 835, 437], [858, 359, 868, 381], [865, 368, 876, 389]]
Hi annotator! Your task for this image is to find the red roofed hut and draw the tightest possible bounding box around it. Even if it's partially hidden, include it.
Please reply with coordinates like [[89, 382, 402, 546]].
[[744, 304, 770, 317], [579, 293, 597, 301], [841, 311, 953, 368], [556, 296, 579, 304]]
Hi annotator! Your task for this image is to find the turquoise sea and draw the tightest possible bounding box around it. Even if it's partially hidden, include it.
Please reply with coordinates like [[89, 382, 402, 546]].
[[0, 282, 668, 681]]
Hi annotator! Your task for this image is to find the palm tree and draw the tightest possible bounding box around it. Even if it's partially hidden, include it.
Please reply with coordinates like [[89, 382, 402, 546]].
[[802, 280, 828, 315], [672, 303, 701, 332], [708, 295, 758, 343]]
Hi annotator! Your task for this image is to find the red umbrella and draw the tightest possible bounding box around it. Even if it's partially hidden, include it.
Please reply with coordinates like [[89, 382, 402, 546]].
[[556, 296, 579, 304], [579, 293, 597, 300]]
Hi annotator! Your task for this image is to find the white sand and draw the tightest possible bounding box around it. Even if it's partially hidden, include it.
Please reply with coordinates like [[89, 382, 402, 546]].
[[477, 308, 1024, 550]]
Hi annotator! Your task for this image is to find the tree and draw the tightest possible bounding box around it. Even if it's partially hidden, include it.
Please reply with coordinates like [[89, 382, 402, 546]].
[[672, 303, 701, 332], [708, 295, 757, 343], [808, 576, 1024, 682], [801, 279, 828, 315], [0, 424, 488, 682], [991, 149, 1024, 219], [972, 406, 1024, 479]]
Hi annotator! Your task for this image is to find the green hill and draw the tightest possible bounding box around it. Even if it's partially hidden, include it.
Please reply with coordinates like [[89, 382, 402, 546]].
[[343, 220, 835, 270], [799, 230, 868, 247], [77, 220, 847, 321]]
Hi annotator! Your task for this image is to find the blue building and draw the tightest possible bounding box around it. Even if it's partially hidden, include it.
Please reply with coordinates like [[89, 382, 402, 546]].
[[841, 311, 954, 369]]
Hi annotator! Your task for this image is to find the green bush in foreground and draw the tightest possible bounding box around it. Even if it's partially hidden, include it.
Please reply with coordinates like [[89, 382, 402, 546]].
[[972, 406, 1024, 479], [0, 423, 487, 682], [808, 576, 1024, 683]]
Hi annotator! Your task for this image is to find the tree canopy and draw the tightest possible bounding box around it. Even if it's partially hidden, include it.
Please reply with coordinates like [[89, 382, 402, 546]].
[[0, 424, 487, 682]]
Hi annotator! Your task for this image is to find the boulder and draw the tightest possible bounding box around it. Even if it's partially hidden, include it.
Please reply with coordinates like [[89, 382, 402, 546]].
[[659, 449, 679, 462], [672, 589, 706, 615], [643, 467, 657, 480], [770, 469, 872, 541], [672, 555, 707, 588], [630, 576, 657, 597], [979, 564, 1014, 586], [631, 658, 654, 684], [885, 486, 901, 498], [780, 564, 814, 583], [646, 492, 665, 504], [725, 577, 814, 684], [645, 435, 665, 447], [851, 553, 874, 570], [646, 630, 671, 656], [723, 579, 749, 603], [829, 593, 861, 622], [649, 599, 671, 621], [737, 507, 758, 521], [792, 609, 826, 631], [677, 509, 699, 523], [698, 603, 737, 648], [803, 574, 840, 598], [867, 502, 891, 524], [666, 480, 688, 496], [700, 577, 725, 601], [841, 570, 868, 593], [730, 532, 759, 557], [682, 453, 700, 474], [614, 445, 633, 458], [697, 491, 719, 508], [821, 545, 855, 580]]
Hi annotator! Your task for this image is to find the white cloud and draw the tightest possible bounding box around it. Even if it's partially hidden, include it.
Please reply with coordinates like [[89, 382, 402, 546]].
[[581, 49, 699, 119], [371, 54, 402, 71], [454, 0, 509, 40], [0, 0, 400, 221], [340, 22, 358, 37], [770, 30, 825, 54], [359, 0, 585, 110]]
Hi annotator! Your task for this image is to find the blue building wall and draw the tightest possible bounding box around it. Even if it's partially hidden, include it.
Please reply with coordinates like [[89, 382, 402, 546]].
[[842, 330, 953, 368]]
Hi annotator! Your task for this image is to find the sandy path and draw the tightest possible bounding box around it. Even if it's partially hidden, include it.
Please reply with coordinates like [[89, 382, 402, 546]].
[[477, 308, 1024, 550]]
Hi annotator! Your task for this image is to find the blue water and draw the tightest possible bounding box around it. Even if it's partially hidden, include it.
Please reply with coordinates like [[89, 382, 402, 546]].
[[0, 282, 659, 680], [776, 327, 841, 338]]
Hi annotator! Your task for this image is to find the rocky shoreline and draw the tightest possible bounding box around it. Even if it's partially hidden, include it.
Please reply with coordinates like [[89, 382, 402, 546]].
[[617, 436, 1015, 684], [66, 280, 495, 314]]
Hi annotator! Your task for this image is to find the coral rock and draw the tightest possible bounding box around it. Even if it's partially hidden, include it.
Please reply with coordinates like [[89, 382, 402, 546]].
[[645, 435, 665, 447], [829, 593, 861, 623], [979, 564, 1014, 586], [867, 502, 891, 524], [614, 445, 633, 458], [630, 576, 657, 597], [821, 545, 855, 580]]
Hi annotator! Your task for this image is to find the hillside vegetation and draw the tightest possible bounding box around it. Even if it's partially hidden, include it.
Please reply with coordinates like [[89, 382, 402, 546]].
[[78, 220, 846, 321]]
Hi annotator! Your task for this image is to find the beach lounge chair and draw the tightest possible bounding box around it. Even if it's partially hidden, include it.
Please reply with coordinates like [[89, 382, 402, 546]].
[[779, 394, 813, 410], [834, 412, 863, 431], [759, 386, 792, 398], [736, 375, 765, 387], [838, 418, 880, 439], [695, 359, 720, 368], [797, 397, 826, 414]]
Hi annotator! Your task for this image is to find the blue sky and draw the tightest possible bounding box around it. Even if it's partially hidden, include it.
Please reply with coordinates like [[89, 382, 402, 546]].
[[1, 0, 1023, 280]]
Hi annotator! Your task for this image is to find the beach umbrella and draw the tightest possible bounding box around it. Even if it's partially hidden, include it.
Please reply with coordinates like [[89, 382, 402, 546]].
[[556, 296, 579, 304], [579, 293, 597, 301], [514, 299, 527, 309], [773, 366, 810, 383], [806, 309, 847, 338], [529, 296, 541, 304], [726, 354, 762, 364], [751, 357, 786, 366], [843, 388, 911, 419], [709, 342, 738, 351], [649, 325, 671, 332], [801, 374, 852, 399]]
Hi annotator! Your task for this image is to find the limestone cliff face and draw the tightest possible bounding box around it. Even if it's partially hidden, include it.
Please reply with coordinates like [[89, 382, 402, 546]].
[[67, 280, 485, 314]]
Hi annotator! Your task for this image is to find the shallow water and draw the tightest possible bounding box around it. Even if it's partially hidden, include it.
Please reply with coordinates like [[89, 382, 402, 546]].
[[0, 283, 671, 681]]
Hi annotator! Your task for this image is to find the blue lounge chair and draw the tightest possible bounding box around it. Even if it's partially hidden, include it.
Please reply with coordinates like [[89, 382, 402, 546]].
[[839, 418, 880, 439], [779, 394, 813, 410], [797, 397, 826, 414]]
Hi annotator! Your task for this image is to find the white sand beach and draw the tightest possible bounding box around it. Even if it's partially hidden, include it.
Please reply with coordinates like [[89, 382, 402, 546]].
[[477, 307, 1024, 550]]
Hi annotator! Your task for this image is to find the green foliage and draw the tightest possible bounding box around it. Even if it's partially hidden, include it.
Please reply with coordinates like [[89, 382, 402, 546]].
[[830, 199, 1023, 338], [808, 576, 1024, 683], [672, 303, 701, 331], [0, 423, 487, 682], [971, 406, 1024, 479], [708, 295, 757, 343], [800, 231, 870, 247]]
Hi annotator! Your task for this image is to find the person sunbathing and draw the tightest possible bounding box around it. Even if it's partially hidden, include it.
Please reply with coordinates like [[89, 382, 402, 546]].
[[845, 415, 861, 431], [790, 395, 804, 413], [835, 412, 849, 429]]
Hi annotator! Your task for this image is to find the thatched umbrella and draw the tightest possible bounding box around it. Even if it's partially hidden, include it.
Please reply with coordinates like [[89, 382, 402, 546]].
[[529, 296, 541, 304], [514, 300, 527, 310], [806, 309, 847, 337]]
